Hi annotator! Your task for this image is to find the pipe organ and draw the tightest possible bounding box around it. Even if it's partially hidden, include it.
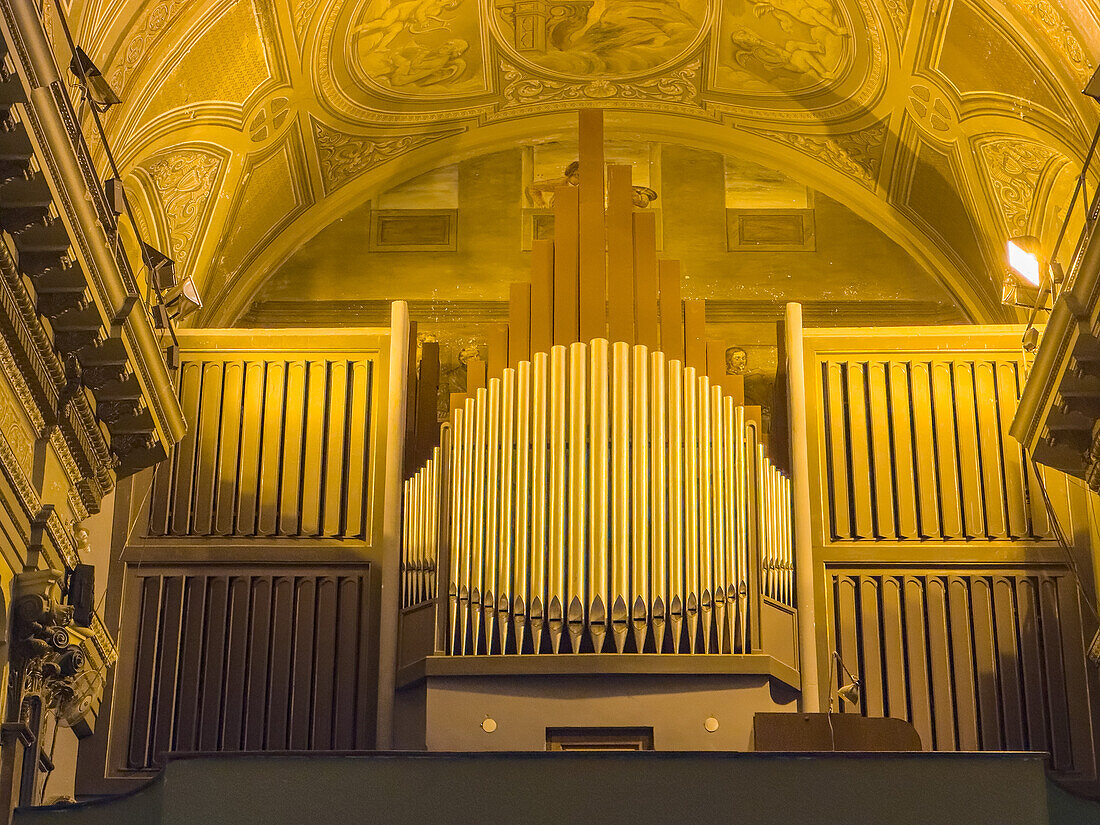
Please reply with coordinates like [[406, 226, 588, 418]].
[[400, 341, 794, 655]]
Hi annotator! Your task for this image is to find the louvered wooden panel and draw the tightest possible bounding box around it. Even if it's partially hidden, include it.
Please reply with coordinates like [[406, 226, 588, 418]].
[[148, 354, 376, 539], [123, 567, 374, 770], [830, 569, 1094, 778], [819, 357, 1049, 542]]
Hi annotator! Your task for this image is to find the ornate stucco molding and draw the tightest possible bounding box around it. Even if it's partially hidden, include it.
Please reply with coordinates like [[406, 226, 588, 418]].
[[744, 121, 889, 190], [977, 137, 1060, 236]]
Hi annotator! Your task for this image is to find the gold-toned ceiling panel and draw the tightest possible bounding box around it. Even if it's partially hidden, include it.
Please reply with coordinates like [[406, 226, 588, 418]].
[[67, 0, 1100, 325]]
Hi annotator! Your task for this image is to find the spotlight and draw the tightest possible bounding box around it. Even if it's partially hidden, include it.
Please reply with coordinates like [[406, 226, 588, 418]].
[[140, 242, 175, 290], [836, 681, 861, 707], [1006, 235, 1043, 286], [831, 651, 861, 712], [68, 47, 120, 110], [163, 276, 202, 320], [1085, 64, 1100, 101], [103, 178, 125, 217]]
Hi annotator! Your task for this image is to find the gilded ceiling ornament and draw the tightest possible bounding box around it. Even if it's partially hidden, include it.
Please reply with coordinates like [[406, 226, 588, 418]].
[[878, 0, 910, 43], [1023, 0, 1093, 83], [312, 120, 464, 193], [977, 138, 1059, 235], [907, 83, 955, 137], [500, 59, 701, 110], [106, 0, 190, 98], [490, 0, 709, 80], [142, 150, 222, 270], [293, 0, 322, 41], [747, 121, 887, 189]]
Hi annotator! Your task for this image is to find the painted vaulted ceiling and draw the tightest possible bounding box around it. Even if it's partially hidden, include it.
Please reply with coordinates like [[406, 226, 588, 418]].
[[58, 0, 1100, 325]]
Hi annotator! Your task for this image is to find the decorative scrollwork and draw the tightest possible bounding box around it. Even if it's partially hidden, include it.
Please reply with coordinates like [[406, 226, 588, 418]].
[[142, 150, 222, 271], [978, 138, 1059, 235], [500, 59, 699, 108], [749, 121, 888, 189]]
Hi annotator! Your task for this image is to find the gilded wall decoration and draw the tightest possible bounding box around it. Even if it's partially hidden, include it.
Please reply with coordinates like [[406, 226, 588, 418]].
[[140, 149, 223, 271], [293, 0, 323, 41], [313, 120, 465, 193], [879, 0, 909, 43], [748, 120, 887, 188], [713, 0, 852, 93], [500, 58, 700, 110], [348, 0, 489, 94], [977, 138, 1059, 235], [491, 0, 709, 78]]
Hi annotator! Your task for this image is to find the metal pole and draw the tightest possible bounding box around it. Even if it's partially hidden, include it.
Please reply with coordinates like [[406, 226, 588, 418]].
[[785, 302, 821, 712]]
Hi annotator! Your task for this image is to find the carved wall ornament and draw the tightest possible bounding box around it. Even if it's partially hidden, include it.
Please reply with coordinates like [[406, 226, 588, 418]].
[[293, 0, 323, 42], [250, 97, 293, 142], [312, 120, 464, 194], [978, 138, 1059, 235], [500, 58, 701, 110], [10, 571, 85, 713], [907, 83, 955, 137], [141, 149, 222, 271], [748, 121, 888, 189], [879, 0, 910, 42]]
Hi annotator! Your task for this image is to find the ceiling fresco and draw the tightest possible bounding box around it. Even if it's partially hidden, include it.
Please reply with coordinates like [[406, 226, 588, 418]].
[[58, 0, 1100, 325]]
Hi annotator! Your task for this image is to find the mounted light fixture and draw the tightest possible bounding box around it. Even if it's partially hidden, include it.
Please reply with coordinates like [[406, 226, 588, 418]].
[[140, 242, 176, 291], [1084, 64, 1100, 101], [68, 47, 120, 110], [163, 276, 202, 320], [1007, 235, 1043, 286]]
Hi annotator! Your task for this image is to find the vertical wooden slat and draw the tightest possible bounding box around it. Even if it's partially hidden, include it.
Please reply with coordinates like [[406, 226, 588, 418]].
[[267, 576, 295, 750], [343, 362, 371, 538], [311, 577, 338, 749], [256, 362, 287, 536], [278, 361, 308, 536], [607, 164, 635, 346], [633, 211, 659, 349], [170, 362, 203, 535], [578, 108, 606, 343], [946, 576, 979, 749], [879, 576, 909, 726], [553, 185, 580, 346], [995, 361, 1030, 538], [198, 577, 229, 752], [858, 576, 885, 718], [530, 240, 555, 355], [845, 361, 874, 539], [509, 283, 531, 367], [683, 299, 706, 372], [236, 362, 266, 535], [243, 577, 272, 751], [221, 576, 251, 751], [1039, 577, 1072, 770], [823, 361, 851, 540], [993, 576, 1027, 750], [974, 362, 1009, 539], [1055, 574, 1094, 776], [416, 342, 441, 466], [952, 362, 986, 538], [128, 577, 163, 768], [925, 576, 957, 749], [174, 575, 207, 752], [487, 325, 508, 380], [353, 575, 373, 749], [658, 259, 683, 362], [150, 576, 184, 764], [866, 362, 897, 540], [909, 362, 942, 539], [192, 362, 223, 535], [289, 578, 317, 750], [969, 576, 1003, 750], [300, 361, 328, 536], [930, 362, 964, 539], [214, 362, 245, 536], [332, 577, 360, 749], [706, 341, 726, 394], [903, 576, 934, 750], [888, 362, 920, 539], [1016, 576, 1050, 753], [322, 362, 349, 537], [835, 576, 861, 713]]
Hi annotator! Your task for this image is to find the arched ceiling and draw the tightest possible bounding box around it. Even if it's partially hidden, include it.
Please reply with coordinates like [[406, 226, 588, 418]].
[[59, 0, 1100, 325]]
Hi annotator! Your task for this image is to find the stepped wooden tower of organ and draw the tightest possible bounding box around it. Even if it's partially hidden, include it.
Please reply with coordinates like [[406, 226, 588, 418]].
[[391, 110, 800, 750]]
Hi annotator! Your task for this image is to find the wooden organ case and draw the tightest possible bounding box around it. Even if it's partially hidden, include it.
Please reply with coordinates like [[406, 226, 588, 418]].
[[392, 111, 801, 751]]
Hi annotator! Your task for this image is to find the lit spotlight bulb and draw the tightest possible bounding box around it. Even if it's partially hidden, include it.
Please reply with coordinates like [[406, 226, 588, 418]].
[[1007, 236, 1043, 286]]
